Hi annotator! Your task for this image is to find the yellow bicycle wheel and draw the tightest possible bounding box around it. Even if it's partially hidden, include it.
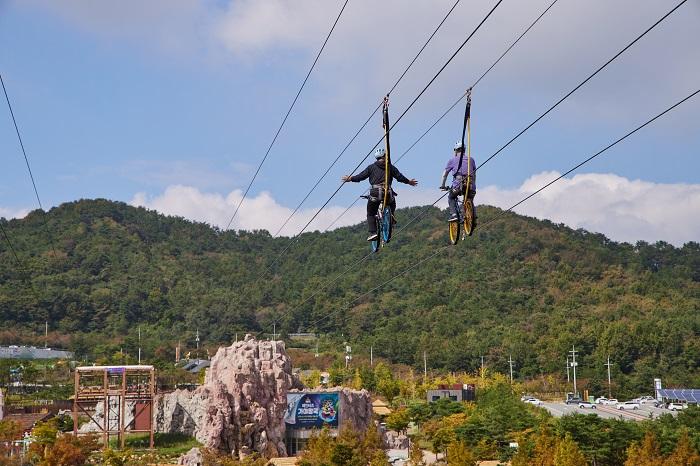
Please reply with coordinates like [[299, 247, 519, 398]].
[[449, 220, 460, 245], [464, 198, 475, 236]]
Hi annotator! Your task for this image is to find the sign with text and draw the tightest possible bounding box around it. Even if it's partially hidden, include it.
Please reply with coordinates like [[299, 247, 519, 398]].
[[285, 393, 339, 429]]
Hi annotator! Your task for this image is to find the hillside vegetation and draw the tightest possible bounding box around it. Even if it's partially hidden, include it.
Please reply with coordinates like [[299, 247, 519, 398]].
[[1, 199, 698, 392]]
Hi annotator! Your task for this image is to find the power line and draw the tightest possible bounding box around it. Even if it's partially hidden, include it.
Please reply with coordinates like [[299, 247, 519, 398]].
[[0, 221, 21, 266], [476, 0, 688, 172], [258, 0, 504, 278], [305, 87, 700, 331], [1, 73, 57, 258], [395, 0, 561, 164], [272, 0, 463, 238], [225, 0, 351, 230], [387, 0, 689, 243]]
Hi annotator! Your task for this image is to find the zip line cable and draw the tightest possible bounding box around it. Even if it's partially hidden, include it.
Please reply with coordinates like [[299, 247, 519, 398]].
[[0, 222, 22, 266], [257, 0, 559, 306], [225, 0, 351, 230], [305, 87, 700, 330], [259, 0, 685, 337], [257, 0, 504, 279], [394, 0, 561, 164], [272, 0, 463, 238], [1, 73, 57, 259], [475, 0, 688, 172], [386, 0, 689, 243]]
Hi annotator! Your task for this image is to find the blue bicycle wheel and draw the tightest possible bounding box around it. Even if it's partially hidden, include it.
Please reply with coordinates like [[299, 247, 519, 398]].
[[382, 206, 393, 243], [371, 217, 381, 253]]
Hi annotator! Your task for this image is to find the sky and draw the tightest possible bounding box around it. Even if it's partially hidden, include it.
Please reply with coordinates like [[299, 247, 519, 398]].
[[1, 0, 699, 246]]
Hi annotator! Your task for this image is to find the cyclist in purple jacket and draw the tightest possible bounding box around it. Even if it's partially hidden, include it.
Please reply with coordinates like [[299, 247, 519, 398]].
[[440, 141, 477, 224]]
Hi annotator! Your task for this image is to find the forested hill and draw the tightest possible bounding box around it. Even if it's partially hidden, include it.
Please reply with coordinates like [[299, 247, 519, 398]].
[[1, 199, 699, 390]]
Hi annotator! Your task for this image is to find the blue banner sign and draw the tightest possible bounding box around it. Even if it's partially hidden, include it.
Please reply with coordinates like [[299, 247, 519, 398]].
[[285, 393, 339, 429]]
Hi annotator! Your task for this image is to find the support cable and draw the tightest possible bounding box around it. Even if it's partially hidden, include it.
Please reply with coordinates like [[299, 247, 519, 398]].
[[1, 73, 57, 258], [226, 0, 351, 229], [306, 87, 700, 330], [272, 0, 463, 237]]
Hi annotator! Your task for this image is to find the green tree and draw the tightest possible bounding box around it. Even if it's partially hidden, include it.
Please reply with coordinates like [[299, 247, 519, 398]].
[[625, 431, 664, 466], [446, 441, 476, 466], [553, 434, 587, 466]]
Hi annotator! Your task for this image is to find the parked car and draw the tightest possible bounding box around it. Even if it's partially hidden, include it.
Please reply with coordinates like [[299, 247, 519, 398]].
[[524, 397, 543, 406], [667, 403, 688, 411], [565, 396, 582, 405], [598, 398, 618, 405], [637, 396, 660, 406], [578, 401, 597, 409], [617, 401, 640, 410]]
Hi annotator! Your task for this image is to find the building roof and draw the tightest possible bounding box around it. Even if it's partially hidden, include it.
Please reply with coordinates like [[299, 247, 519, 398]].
[[266, 457, 298, 466], [0, 346, 73, 360], [372, 399, 389, 407], [4, 412, 53, 433], [75, 365, 154, 371], [373, 406, 392, 416]]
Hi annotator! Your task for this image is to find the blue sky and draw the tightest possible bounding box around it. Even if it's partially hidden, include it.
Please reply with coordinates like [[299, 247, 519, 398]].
[[1, 0, 699, 245]]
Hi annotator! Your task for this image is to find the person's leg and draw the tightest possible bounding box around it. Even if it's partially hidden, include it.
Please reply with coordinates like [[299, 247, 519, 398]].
[[389, 196, 397, 224], [448, 190, 459, 220], [366, 198, 379, 235]]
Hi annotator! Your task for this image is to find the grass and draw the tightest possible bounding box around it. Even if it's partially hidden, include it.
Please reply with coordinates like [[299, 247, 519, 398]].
[[109, 432, 200, 457]]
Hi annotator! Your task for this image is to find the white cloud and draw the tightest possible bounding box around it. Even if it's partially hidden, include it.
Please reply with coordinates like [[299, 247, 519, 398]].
[[130, 173, 700, 246], [479, 172, 700, 246], [0, 207, 30, 220], [129, 185, 367, 235]]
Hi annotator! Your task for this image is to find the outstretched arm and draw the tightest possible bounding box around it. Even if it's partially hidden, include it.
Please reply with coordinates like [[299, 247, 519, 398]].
[[342, 166, 370, 183], [391, 165, 418, 186]]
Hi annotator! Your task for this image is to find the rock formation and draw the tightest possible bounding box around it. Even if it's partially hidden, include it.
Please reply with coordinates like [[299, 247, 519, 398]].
[[156, 335, 298, 458], [177, 447, 203, 466]]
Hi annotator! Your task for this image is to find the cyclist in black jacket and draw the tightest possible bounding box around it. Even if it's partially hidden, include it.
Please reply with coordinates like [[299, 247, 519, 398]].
[[342, 148, 418, 241]]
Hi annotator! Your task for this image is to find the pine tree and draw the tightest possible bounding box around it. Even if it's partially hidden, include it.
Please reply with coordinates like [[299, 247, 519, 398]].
[[665, 430, 700, 466], [446, 440, 477, 466], [553, 434, 587, 466], [624, 431, 664, 466]]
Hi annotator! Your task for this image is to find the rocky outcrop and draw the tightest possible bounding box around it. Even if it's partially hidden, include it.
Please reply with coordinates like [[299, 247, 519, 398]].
[[177, 447, 203, 466], [157, 335, 298, 458], [79, 399, 136, 433], [383, 430, 409, 449]]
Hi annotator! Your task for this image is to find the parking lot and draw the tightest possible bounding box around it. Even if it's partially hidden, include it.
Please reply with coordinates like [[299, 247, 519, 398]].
[[539, 401, 677, 421]]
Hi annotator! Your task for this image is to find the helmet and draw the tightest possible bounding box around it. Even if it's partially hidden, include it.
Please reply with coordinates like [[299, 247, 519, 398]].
[[453, 141, 465, 151], [374, 147, 386, 159]]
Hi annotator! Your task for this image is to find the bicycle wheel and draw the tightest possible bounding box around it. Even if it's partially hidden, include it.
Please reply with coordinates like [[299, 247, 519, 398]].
[[371, 217, 381, 253], [463, 198, 475, 236], [381, 206, 393, 243], [448, 220, 460, 245]]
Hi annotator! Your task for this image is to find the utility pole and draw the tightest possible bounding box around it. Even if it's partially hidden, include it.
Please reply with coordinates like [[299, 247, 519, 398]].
[[569, 346, 579, 396], [138, 326, 142, 364], [566, 356, 570, 382], [344, 343, 352, 369], [423, 351, 427, 379], [315, 340, 319, 358], [480, 355, 485, 376], [370, 346, 373, 366], [45, 321, 48, 348], [508, 355, 514, 383], [605, 355, 613, 398], [195, 328, 200, 361]]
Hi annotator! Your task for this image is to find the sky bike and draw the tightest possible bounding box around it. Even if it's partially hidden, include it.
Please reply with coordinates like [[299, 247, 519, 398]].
[[441, 185, 475, 244], [444, 88, 475, 245], [361, 188, 393, 253]]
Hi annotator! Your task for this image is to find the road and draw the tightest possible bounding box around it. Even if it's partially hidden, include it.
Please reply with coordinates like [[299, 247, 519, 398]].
[[539, 401, 675, 421]]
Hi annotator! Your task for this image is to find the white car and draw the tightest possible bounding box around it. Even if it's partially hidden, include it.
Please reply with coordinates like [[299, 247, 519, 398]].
[[667, 403, 687, 411], [617, 401, 640, 410], [597, 398, 618, 405], [523, 397, 543, 406], [578, 401, 597, 409]]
